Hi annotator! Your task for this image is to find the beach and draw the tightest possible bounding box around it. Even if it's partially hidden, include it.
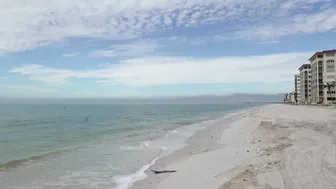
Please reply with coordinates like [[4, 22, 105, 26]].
[[131, 104, 336, 189]]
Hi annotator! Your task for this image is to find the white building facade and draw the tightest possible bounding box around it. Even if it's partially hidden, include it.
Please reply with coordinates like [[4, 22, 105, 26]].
[[294, 74, 300, 103], [299, 64, 311, 104], [289, 92, 296, 103], [310, 50, 336, 104]]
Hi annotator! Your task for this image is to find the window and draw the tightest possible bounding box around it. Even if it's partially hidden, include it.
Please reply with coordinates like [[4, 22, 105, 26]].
[[326, 53, 335, 57], [326, 59, 335, 63], [327, 91, 336, 94], [318, 55, 323, 58]]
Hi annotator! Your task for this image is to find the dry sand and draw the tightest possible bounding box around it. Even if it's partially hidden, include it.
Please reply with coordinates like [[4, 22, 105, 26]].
[[131, 104, 336, 189]]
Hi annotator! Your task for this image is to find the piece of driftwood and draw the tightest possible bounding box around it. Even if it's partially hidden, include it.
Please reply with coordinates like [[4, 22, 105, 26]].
[[151, 170, 177, 174]]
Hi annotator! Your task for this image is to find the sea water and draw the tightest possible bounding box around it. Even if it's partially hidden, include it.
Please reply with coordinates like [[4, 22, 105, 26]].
[[0, 103, 257, 189]]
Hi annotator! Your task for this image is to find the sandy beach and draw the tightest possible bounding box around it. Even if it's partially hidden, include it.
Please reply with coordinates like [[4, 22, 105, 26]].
[[131, 104, 336, 189]]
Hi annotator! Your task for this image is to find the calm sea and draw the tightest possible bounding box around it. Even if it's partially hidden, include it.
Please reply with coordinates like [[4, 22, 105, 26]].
[[0, 103, 257, 189]]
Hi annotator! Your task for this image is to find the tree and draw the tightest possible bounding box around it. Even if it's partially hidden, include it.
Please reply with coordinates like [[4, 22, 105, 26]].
[[294, 92, 298, 104], [323, 82, 336, 104]]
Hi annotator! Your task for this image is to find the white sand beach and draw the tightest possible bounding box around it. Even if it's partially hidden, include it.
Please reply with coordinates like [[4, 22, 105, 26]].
[[131, 104, 336, 189]]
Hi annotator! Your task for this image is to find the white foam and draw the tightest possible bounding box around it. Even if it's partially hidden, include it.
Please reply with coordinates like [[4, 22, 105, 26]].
[[120, 140, 153, 151], [165, 129, 180, 138], [113, 146, 166, 189], [120, 146, 142, 151], [142, 140, 151, 147]]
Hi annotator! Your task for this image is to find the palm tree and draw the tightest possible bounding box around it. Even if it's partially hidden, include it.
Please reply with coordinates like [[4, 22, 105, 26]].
[[323, 82, 336, 104], [294, 92, 298, 104]]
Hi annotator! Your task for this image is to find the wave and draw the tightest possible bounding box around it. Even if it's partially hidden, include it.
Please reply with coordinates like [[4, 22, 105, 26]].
[[165, 129, 179, 138], [120, 140, 153, 151], [0, 148, 74, 171], [120, 146, 143, 151], [175, 120, 200, 126], [142, 140, 151, 147], [113, 146, 166, 189]]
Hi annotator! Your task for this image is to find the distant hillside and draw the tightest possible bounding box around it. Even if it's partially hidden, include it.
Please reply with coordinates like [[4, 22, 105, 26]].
[[145, 93, 284, 104]]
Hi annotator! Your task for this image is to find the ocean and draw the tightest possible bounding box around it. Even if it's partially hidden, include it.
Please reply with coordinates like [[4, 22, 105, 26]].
[[0, 103, 258, 189]]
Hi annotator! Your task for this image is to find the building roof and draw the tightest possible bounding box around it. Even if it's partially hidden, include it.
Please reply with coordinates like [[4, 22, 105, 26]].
[[298, 64, 311, 71], [308, 49, 336, 61]]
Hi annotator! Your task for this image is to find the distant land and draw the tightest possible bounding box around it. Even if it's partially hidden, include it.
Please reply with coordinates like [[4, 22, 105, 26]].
[[0, 93, 284, 104]]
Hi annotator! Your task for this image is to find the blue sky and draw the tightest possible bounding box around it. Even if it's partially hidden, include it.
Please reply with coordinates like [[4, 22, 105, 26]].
[[0, 0, 335, 98]]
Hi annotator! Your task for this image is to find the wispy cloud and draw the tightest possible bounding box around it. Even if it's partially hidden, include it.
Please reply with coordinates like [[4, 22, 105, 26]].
[[0, 0, 334, 54], [233, 8, 336, 40], [90, 40, 162, 57], [62, 52, 80, 57], [11, 52, 311, 86]]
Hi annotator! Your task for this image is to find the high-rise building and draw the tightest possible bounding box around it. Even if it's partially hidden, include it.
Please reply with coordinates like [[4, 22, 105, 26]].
[[298, 64, 311, 104], [294, 74, 300, 102], [289, 92, 296, 103], [310, 50, 336, 104]]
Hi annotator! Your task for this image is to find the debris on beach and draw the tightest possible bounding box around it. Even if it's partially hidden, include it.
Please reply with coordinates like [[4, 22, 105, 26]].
[[151, 170, 177, 174]]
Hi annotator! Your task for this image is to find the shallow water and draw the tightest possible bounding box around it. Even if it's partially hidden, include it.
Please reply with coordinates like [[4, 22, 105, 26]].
[[0, 103, 258, 189]]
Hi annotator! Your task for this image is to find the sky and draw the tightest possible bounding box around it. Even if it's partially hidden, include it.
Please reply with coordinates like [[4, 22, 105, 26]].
[[0, 0, 335, 98]]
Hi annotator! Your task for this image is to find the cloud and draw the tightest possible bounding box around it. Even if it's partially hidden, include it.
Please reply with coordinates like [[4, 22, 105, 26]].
[[234, 7, 336, 40], [11, 52, 311, 86], [90, 40, 162, 57], [63, 52, 80, 57], [11, 64, 76, 84], [0, 0, 334, 54]]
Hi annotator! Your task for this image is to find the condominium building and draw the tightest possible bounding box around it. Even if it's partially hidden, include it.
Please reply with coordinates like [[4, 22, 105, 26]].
[[298, 64, 311, 103], [289, 92, 295, 103], [294, 74, 300, 102], [310, 50, 336, 104]]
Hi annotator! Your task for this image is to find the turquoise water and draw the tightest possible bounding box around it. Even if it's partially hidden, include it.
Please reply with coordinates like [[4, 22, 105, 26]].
[[0, 103, 257, 189]]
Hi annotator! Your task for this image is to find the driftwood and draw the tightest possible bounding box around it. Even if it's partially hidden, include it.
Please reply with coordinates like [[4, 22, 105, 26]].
[[151, 170, 177, 174]]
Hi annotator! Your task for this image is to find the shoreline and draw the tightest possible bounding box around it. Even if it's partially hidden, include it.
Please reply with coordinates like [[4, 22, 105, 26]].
[[112, 105, 261, 189], [130, 105, 263, 189], [131, 104, 336, 189]]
